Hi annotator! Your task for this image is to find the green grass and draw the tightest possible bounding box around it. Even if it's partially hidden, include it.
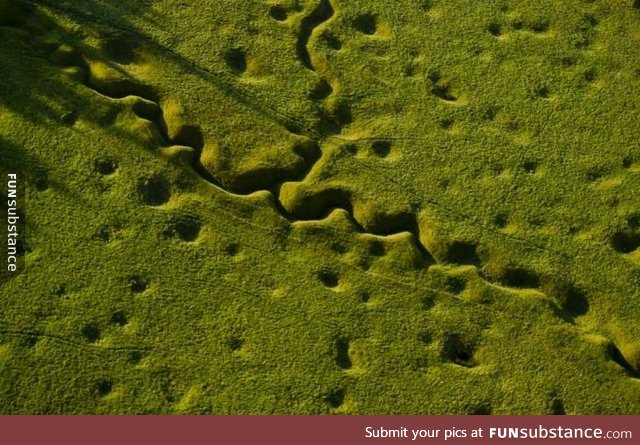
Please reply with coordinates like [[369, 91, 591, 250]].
[[1, 0, 640, 414]]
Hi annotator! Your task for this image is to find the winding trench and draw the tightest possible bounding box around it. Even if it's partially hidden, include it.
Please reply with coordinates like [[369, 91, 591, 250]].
[[296, 0, 335, 71], [21, 0, 610, 275], [16, 0, 587, 284], [42, 0, 492, 275], [16, 0, 572, 287]]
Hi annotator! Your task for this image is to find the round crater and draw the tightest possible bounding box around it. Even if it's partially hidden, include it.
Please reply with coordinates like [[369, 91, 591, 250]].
[[487, 23, 502, 37], [96, 379, 113, 396], [500, 267, 540, 289], [110, 310, 127, 327], [81, 324, 101, 343], [534, 85, 550, 98], [317, 270, 339, 288], [523, 160, 538, 174], [35, 172, 49, 191], [611, 229, 640, 254], [164, 215, 201, 242], [224, 242, 240, 256], [228, 336, 244, 352], [530, 19, 550, 33], [95, 158, 118, 175], [371, 140, 392, 158], [224, 48, 248, 74], [269, 5, 287, 21], [442, 333, 477, 368], [325, 388, 345, 408], [128, 275, 148, 293], [493, 213, 508, 228], [137, 175, 171, 206], [353, 14, 377, 35]]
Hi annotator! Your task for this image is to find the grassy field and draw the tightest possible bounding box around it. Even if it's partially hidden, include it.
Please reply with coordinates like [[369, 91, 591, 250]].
[[1, 0, 640, 414]]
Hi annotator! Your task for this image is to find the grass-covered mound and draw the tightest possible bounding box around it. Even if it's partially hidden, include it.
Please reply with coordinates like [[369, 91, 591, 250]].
[[1, 0, 640, 413]]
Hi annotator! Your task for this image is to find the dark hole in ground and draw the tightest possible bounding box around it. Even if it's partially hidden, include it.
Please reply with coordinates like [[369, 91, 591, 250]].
[[531, 19, 549, 33], [583, 68, 596, 82], [353, 14, 377, 35], [318, 270, 339, 288], [224, 48, 247, 73], [483, 106, 498, 121], [269, 5, 287, 21], [326, 388, 345, 408], [82, 324, 101, 343], [368, 240, 385, 256], [523, 161, 538, 174], [563, 287, 589, 318], [443, 241, 481, 265], [96, 379, 113, 396], [343, 144, 358, 155], [372, 141, 391, 158], [331, 101, 353, 127], [494, 213, 508, 228], [21, 335, 38, 348], [431, 84, 457, 101], [422, 294, 435, 310], [61, 110, 77, 126], [585, 168, 603, 182], [611, 229, 640, 254], [336, 338, 352, 369], [439, 118, 454, 129], [535, 85, 550, 98], [138, 175, 170, 206], [95, 227, 110, 241], [488, 23, 501, 36], [229, 336, 244, 351], [552, 399, 566, 415], [442, 333, 476, 367], [446, 276, 466, 294], [224, 242, 240, 256], [95, 158, 118, 175], [110, 310, 127, 326], [129, 275, 148, 293], [165, 216, 201, 242], [501, 267, 540, 289]]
